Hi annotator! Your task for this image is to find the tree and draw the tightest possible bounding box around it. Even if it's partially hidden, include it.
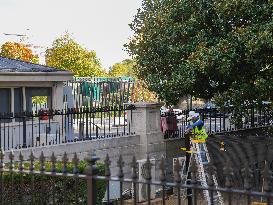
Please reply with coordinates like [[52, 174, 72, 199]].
[[131, 80, 158, 103], [45, 33, 104, 76], [108, 59, 135, 77], [126, 0, 273, 106], [0, 42, 39, 63], [108, 59, 158, 103]]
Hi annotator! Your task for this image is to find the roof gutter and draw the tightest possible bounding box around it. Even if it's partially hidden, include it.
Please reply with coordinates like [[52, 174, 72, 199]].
[[0, 72, 74, 82]]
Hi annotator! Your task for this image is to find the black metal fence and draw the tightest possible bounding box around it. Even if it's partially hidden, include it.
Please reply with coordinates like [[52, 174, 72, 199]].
[[161, 105, 273, 139], [0, 150, 272, 205], [64, 77, 135, 109], [0, 105, 135, 151]]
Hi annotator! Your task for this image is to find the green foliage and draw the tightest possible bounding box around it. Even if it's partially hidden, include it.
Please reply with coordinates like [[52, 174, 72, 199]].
[[127, 0, 273, 106], [109, 59, 136, 77], [32, 96, 47, 105], [2, 160, 105, 205], [45, 33, 104, 77]]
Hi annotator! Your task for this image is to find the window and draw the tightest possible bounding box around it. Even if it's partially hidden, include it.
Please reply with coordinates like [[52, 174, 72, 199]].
[[14, 88, 23, 113], [0, 88, 11, 113], [26, 87, 52, 112]]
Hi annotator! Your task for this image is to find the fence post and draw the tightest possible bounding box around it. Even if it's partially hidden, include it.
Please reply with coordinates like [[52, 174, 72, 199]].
[[85, 152, 100, 205], [22, 116, 27, 148], [125, 102, 163, 158]]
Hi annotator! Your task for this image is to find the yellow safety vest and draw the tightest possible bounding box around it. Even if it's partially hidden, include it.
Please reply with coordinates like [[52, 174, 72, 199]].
[[192, 126, 208, 141]]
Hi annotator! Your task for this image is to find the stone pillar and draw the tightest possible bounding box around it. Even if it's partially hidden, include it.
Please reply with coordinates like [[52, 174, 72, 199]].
[[126, 102, 164, 159], [52, 82, 64, 110], [52, 82, 64, 141]]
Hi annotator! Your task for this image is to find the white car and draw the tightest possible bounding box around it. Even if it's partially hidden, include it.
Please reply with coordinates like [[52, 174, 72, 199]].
[[172, 109, 185, 121]]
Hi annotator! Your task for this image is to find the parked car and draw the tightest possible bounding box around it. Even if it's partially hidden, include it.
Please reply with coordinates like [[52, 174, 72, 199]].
[[196, 102, 229, 119]]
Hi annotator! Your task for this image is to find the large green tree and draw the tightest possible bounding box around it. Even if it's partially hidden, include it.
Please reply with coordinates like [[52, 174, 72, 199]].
[[108, 59, 135, 77], [127, 0, 273, 106], [46, 34, 104, 76]]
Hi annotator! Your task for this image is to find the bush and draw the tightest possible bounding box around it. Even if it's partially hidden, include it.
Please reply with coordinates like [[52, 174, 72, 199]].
[[1, 160, 105, 205]]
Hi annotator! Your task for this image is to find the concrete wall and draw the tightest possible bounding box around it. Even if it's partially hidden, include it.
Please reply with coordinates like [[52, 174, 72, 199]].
[[8, 134, 184, 177], [6, 102, 185, 180]]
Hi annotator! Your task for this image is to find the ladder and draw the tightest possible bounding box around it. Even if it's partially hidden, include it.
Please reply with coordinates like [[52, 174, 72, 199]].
[[191, 142, 224, 205]]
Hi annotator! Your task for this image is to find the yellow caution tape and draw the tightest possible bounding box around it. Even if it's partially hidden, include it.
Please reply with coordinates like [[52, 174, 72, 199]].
[[191, 139, 206, 143], [180, 148, 192, 153], [251, 202, 267, 205]]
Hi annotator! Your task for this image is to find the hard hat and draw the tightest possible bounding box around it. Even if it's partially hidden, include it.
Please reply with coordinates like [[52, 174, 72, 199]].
[[187, 111, 199, 120]]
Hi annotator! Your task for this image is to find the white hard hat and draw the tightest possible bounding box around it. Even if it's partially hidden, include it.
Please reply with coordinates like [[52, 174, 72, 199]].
[[187, 111, 199, 120]]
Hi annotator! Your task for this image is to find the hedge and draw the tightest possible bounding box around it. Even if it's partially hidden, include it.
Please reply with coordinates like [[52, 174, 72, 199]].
[[1, 160, 106, 205]]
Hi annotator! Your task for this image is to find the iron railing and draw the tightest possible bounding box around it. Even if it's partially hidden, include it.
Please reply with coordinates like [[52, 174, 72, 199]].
[[64, 77, 135, 109], [161, 105, 273, 139], [0, 150, 272, 205], [0, 105, 135, 151]]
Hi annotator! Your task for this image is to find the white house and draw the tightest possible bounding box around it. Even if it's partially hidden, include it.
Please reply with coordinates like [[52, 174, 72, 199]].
[[0, 56, 73, 149]]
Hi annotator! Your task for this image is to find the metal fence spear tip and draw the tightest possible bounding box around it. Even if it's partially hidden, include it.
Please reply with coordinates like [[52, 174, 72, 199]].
[[223, 160, 234, 188], [9, 150, 14, 160], [0, 148, 4, 161], [29, 150, 35, 172], [62, 152, 69, 174], [159, 157, 166, 182], [189, 159, 197, 184], [72, 153, 79, 174], [262, 162, 272, 192], [29, 150, 35, 161], [206, 162, 216, 187], [19, 151, 23, 160], [117, 155, 124, 179], [19, 151, 24, 171], [39, 151, 45, 172], [51, 152, 57, 173], [173, 157, 182, 184], [242, 163, 253, 190], [131, 156, 138, 180], [142, 155, 152, 181], [104, 154, 111, 177]]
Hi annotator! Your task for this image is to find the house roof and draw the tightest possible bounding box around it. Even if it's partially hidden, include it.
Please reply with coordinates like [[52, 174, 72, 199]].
[[0, 56, 73, 82], [0, 56, 70, 73]]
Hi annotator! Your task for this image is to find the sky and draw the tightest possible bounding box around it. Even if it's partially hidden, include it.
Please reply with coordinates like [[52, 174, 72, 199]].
[[0, 0, 142, 69]]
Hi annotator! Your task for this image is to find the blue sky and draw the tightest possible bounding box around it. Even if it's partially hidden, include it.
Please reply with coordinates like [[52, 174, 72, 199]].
[[0, 0, 142, 69]]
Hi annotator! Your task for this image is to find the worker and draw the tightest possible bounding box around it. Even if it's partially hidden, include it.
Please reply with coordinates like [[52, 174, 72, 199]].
[[186, 111, 208, 142], [185, 111, 209, 163]]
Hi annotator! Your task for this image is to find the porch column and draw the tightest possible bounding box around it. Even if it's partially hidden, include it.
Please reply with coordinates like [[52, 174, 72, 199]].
[[52, 82, 64, 110], [52, 82, 65, 142]]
